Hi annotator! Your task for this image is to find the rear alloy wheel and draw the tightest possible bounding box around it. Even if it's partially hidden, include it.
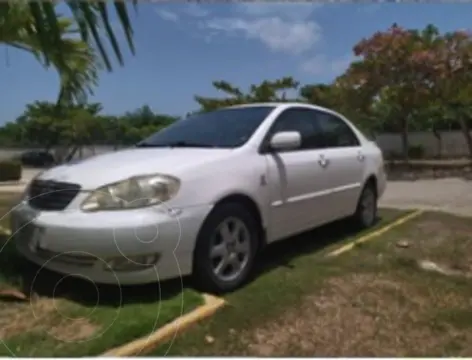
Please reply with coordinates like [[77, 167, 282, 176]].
[[353, 182, 378, 229], [193, 202, 258, 294]]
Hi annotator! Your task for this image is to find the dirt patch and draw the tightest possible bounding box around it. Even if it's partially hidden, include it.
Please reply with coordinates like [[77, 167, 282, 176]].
[[241, 273, 472, 356], [386, 213, 472, 273], [49, 317, 99, 342], [0, 297, 56, 339], [0, 296, 99, 342]]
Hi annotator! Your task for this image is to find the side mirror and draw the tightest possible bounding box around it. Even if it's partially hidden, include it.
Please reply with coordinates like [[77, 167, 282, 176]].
[[269, 131, 301, 151]]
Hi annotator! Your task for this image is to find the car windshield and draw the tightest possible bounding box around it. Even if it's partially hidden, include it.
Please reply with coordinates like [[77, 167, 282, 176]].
[[136, 106, 275, 149]]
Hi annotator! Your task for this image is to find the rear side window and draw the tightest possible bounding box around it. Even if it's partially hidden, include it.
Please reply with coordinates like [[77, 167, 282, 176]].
[[315, 112, 360, 148]]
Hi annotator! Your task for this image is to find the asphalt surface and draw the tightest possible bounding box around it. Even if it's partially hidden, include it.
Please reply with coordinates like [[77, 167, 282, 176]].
[[380, 177, 472, 217]]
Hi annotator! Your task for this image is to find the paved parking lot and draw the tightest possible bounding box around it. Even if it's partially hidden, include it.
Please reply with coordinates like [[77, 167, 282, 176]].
[[380, 177, 472, 217]]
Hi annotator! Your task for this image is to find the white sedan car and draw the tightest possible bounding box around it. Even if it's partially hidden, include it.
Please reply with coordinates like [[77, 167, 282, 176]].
[[10, 103, 386, 293]]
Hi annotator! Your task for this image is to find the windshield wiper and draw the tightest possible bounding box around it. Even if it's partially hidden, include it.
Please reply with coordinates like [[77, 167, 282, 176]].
[[136, 141, 216, 148]]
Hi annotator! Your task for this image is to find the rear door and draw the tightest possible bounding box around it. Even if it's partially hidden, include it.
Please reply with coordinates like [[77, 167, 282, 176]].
[[314, 111, 365, 219]]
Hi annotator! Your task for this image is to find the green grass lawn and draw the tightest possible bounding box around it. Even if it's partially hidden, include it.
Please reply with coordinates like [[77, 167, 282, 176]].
[[147, 208, 407, 356], [147, 209, 472, 357], [0, 193, 203, 357]]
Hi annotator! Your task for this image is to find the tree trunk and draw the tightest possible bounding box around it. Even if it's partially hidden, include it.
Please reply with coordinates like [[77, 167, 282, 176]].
[[458, 117, 472, 159], [54, 147, 68, 164], [401, 119, 409, 161], [64, 145, 80, 163], [432, 128, 442, 159]]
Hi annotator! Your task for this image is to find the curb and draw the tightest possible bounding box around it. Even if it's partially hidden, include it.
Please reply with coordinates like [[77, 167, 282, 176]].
[[101, 293, 226, 357], [0, 181, 26, 186], [326, 210, 424, 257], [0, 186, 26, 193]]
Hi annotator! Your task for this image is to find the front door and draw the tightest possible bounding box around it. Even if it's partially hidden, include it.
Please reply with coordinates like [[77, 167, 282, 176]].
[[262, 108, 334, 242]]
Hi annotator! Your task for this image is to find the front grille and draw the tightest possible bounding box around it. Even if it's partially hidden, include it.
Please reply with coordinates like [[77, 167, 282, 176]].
[[28, 180, 81, 211]]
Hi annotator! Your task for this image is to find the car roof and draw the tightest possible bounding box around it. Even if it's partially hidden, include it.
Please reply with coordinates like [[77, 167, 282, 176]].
[[226, 102, 337, 115]]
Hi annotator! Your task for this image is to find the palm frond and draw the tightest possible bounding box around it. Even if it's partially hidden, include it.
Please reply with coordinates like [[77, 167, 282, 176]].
[[0, 0, 136, 71]]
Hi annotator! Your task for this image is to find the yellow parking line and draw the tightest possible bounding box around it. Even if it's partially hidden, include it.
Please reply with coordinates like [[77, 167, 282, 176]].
[[326, 210, 424, 257], [0, 226, 11, 236], [102, 293, 226, 356]]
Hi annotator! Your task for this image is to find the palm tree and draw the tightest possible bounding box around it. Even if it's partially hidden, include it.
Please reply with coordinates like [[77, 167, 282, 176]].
[[52, 17, 100, 106], [1, 3, 99, 105], [0, 0, 136, 72]]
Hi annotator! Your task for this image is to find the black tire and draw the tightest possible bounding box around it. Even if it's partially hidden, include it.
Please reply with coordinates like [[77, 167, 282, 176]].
[[352, 181, 378, 229], [193, 202, 259, 294]]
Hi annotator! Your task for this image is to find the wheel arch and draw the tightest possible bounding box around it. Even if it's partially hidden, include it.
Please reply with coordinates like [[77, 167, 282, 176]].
[[193, 193, 267, 258], [191, 192, 267, 292], [364, 174, 378, 196]]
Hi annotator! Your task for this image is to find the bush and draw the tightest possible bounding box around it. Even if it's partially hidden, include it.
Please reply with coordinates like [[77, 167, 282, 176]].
[[0, 160, 22, 182], [408, 145, 425, 159]]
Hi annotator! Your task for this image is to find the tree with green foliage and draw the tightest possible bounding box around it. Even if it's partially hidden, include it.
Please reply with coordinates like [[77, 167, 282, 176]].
[[429, 30, 472, 157], [195, 77, 299, 112], [299, 84, 337, 109], [343, 24, 425, 158], [338, 23, 472, 159], [12, 101, 103, 161], [0, 102, 179, 162], [112, 105, 177, 144]]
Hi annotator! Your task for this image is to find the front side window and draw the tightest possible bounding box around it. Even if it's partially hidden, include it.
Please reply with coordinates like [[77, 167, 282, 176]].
[[137, 106, 275, 149], [268, 108, 324, 150]]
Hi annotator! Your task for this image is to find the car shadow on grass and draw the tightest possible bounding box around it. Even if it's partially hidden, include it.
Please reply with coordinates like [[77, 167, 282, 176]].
[[0, 211, 403, 304], [0, 233, 186, 308], [253, 215, 386, 280]]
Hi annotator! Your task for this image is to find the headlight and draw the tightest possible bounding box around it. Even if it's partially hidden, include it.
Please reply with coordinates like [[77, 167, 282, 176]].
[[81, 174, 180, 212]]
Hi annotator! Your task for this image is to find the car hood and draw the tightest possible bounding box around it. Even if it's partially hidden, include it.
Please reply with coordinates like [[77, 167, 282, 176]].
[[38, 148, 233, 189]]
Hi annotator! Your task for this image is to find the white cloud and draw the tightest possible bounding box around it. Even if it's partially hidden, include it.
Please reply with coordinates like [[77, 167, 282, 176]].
[[300, 54, 356, 76], [204, 17, 321, 54], [155, 9, 179, 22], [185, 3, 210, 18], [196, 3, 322, 54]]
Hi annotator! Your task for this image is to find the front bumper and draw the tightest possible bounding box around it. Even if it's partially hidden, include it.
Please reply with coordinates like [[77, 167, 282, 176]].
[[10, 201, 213, 285]]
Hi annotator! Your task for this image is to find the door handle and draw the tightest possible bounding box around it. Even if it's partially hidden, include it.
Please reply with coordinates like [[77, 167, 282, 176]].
[[318, 156, 330, 168], [357, 152, 365, 162]]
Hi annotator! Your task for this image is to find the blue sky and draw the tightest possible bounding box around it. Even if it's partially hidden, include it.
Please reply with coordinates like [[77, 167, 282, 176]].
[[1, 2, 472, 124]]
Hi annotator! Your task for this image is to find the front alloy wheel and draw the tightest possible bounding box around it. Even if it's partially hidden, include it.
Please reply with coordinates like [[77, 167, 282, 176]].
[[209, 217, 251, 283], [193, 202, 258, 294]]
